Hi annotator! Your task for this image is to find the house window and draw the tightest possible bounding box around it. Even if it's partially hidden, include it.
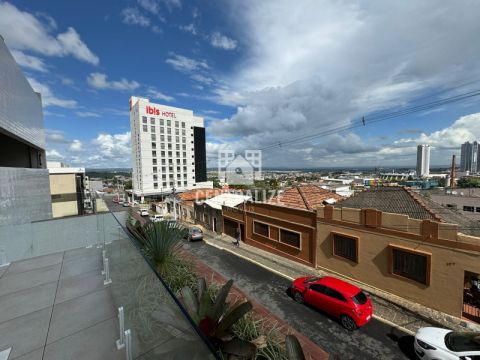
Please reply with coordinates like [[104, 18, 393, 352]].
[[142, 116, 147, 123], [391, 246, 430, 285], [167, 120, 171, 126], [151, 142, 156, 149], [280, 229, 301, 249], [151, 126, 155, 132], [151, 134, 156, 141], [154, 183, 158, 189], [464, 206, 475, 212], [143, 125, 148, 132], [181, 122, 185, 128], [160, 119, 164, 126], [333, 233, 358, 262], [253, 221, 269, 237]]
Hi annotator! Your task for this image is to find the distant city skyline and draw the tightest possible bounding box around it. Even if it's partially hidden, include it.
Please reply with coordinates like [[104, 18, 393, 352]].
[[1, 1, 480, 168]]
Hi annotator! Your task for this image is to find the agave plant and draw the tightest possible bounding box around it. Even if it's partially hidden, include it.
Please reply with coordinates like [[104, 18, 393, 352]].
[[181, 278, 257, 358], [130, 219, 187, 274]]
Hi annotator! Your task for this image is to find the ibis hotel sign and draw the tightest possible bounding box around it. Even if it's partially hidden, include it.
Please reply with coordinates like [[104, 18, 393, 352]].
[[146, 106, 176, 118]]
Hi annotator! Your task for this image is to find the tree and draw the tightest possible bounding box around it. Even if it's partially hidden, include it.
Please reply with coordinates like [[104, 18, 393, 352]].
[[124, 179, 133, 189], [457, 177, 480, 188]]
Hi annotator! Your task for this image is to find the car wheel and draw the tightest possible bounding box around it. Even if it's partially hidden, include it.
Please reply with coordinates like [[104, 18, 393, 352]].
[[340, 315, 357, 331], [293, 291, 304, 304]]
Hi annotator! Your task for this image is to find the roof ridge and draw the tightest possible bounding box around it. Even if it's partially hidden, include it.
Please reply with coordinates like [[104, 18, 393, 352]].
[[403, 187, 445, 222], [296, 185, 311, 210]]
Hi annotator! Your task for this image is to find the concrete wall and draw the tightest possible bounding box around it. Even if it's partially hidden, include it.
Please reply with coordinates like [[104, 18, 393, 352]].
[[50, 174, 76, 194], [51, 202, 78, 218], [49, 173, 79, 218], [316, 206, 480, 317]]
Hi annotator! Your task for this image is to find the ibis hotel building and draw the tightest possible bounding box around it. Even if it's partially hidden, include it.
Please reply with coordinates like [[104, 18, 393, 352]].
[[129, 96, 209, 199]]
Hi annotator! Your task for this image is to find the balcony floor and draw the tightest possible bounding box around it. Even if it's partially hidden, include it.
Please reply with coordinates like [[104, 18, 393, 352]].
[[0, 247, 123, 360]]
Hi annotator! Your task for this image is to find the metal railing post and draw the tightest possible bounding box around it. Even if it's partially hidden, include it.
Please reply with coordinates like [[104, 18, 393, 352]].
[[102, 250, 106, 275], [116, 307, 125, 350], [124, 329, 132, 360], [103, 258, 112, 285]]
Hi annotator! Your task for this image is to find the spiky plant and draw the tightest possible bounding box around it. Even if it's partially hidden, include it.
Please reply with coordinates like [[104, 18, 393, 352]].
[[181, 278, 257, 358], [285, 335, 306, 360]]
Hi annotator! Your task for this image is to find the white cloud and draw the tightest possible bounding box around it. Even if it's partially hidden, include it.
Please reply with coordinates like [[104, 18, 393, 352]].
[[92, 132, 131, 159], [138, 0, 160, 15], [45, 129, 69, 144], [210, 32, 237, 50], [121, 7, 150, 27], [46, 149, 64, 160], [10, 50, 47, 72], [151, 25, 162, 34], [205, 1, 480, 167], [0, 2, 99, 65], [76, 111, 101, 117], [87, 73, 140, 91], [180, 23, 197, 35], [146, 88, 174, 102], [27, 77, 77, 108], [165, 54, 208, 72], [190, 73, 214, 86], [69, 140, 83, 152]]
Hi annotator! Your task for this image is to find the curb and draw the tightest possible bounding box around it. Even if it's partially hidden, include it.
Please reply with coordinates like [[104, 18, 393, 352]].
[[203, 236, 416, 336]]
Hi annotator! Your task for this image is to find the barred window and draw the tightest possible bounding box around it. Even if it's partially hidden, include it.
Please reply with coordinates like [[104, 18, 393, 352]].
[[280, 229, 301, 248], [253, 221, 269, 237], [391, 247, 429, 285], [333, 234, 357, 262]]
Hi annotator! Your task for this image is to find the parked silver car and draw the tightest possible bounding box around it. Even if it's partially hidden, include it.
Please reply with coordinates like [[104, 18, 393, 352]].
[[185, 227, 203, 241]]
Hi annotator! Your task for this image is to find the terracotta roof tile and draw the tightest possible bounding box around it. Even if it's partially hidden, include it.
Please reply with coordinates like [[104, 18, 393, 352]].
[[270, 185, 343, 210], [178, 188, 225, 201]]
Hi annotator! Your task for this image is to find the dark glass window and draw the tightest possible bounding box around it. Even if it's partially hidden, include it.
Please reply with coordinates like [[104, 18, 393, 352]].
[[142, 116, 147, 123], [280, 229, 300, 248], [464, 206, 475, 212], [352, 291, 368, 305], [143, 125, 148, 132], [310, 284, 327, 294], [254, 222, 269, 237], [392, 248, 428, 285], [333, 234, 357, 262], [324, 287, 347, 302]]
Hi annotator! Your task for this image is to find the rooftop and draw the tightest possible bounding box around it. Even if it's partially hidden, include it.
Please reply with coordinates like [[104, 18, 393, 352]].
[[270, 185, 344, 210], [204, 193, 252, 210], [335, 187, 440, 221], [178, 188, 225, 201]]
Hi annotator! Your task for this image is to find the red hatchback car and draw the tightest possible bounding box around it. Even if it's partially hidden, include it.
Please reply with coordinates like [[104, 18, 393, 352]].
[[291, 276, 373, 330]]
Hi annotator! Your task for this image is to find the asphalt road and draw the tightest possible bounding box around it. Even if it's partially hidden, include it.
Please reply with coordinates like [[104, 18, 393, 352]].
[[184, 239, 417, 360]]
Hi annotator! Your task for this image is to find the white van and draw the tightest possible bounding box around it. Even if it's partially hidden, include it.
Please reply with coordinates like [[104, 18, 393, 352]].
[[149, 214, 163, 222]]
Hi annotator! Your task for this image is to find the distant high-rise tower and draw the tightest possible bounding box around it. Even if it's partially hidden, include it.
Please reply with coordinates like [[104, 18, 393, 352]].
[[460, 141, 480, 173], [416, 144, 430, 177]]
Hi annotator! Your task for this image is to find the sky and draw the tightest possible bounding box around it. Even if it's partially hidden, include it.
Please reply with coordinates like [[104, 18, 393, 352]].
[[2, 0, 480, 169]]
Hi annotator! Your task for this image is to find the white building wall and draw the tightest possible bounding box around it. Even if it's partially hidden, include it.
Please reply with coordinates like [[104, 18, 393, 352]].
[[130, 96, 206, 196]]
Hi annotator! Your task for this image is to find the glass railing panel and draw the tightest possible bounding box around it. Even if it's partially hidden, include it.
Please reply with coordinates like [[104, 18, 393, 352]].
[[0, 222, 34, 264]]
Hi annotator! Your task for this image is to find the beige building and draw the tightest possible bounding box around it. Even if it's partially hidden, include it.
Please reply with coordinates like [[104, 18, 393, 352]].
[[48, 164, 86, 218]]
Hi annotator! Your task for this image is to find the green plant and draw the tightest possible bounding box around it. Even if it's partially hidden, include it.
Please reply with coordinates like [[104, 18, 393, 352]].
[[285, 335, 306, 360], [181, 278, 257, 358]]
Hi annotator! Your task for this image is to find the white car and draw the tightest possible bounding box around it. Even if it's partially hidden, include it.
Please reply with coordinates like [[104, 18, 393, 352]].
[[149, 214, 163, 222], [138, 209, 149, 217], [414, 327, 480, 360]]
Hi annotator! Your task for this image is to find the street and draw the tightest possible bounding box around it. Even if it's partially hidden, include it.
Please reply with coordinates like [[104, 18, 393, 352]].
[[184, 239, 417, 360]]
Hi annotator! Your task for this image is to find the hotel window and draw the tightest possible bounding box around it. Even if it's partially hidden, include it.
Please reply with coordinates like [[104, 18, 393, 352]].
[[182, 129, 186, 136], [150, 118, 155, 124], [280, 229, 301, 249], [182, 145, 186, 150], [166, 151, 171, 158], [176, 151, 180, 157], [183, 152, 187, 157], [163, 182, 167, 187], [162, 174, 166, 179], [152, 167, 157, 173], [183, 159, 187, 164], [464, 206, 475, 212], [153, 175, 158, 181], [390, 246, 430, 285], [176, 159, 181, 164], [152, 159, 157, 165], [160, 127, 164, 134], [154, 183, 158, 189], [175, 121, 179, 127], [333, 234, 357, 262], [161, 151, 165, 157], [152, 151, 157, 157], [160, 135, 165, 141], [143, 125, 148, 132], [169, 173, 173, 178], [161, 143, 165, 149], [160, 119, 164, 125], [168, 143, 172, 150], [177, 174, 181, 179], [182, 137, 186, 143], [181, 122, 185, 128], [183, 166, 187, 172], [168, 136, 172, 142], [167, 128, 171, 134], [151, 134, 156, 141], [176, 144, 180, 150], [151, 142, 156, 149], [169, 159, 173, 164], [184, 181, 188, 186], [161, 159, 166, 165], [175, 129, 179, 135], [142, 116, 147, 123], [253, 221, 269, 237], [150, 126, 155, 132], [183, 173, 187, 178], [167, 120, 171, 126], [177, 166, 181, 172]]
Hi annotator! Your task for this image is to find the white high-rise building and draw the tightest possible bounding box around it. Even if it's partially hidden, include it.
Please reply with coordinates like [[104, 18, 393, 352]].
[[129, 96, 209, 199], [416, 144, 431, 177], [460, 141, 479, 173]]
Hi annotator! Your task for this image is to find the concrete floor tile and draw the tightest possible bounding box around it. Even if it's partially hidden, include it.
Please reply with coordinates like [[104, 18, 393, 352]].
[[43, 318, 123, 360], [0, 265, 7, 279], [55, 270, 105, 304], [60, 255, 102, 279], [0, 282, 57, 324], [47, 288, 115, 344], [0, 308, 51, 359], [63, 247, 101, 262], [5, 253, 63, 275], [0, 264, 61, 297], [11, 348, 44, 360]]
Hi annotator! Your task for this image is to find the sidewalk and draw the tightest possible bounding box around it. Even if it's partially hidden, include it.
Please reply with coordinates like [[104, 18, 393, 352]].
[[189, 224, 480, 335]]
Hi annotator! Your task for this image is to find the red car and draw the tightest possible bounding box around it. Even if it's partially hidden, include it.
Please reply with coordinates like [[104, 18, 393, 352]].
[[291, 276, 373, 330]]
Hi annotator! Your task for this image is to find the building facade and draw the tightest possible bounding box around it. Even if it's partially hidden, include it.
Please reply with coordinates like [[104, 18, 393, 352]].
[[460, 141, 480, 173], [0, 35, 52, 225], [129, 97, 208, 199], [416, 144, 430, 177]]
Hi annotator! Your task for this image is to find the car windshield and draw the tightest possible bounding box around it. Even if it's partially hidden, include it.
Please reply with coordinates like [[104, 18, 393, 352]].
[[445, 332, 480, 352], [304, 277, 322, 284], [192, 228, 201, 233], [351, 291, 368, 305]]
